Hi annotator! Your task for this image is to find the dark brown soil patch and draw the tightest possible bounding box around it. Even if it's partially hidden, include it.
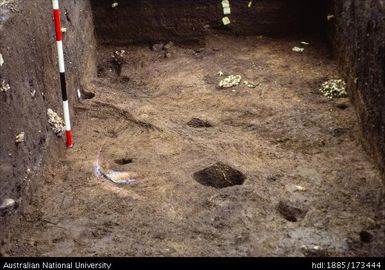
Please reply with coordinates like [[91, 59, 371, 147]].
[[114, 158, 133, 165], [360, 231, 374, 243], [187, 118, 213, 128], [277, 200, 307, 222]]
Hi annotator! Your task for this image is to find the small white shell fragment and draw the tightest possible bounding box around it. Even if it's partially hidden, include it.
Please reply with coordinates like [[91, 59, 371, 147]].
[[292, 47, 304, 53], [219, 75, 242, 88], [31, 89, 36, 97], [248, 1, 253, 8], [15, 132, 25, 143], [327, 14, 335, 21], [114, 50, 125, 58], [295, 185, 306, 191], [0, 53, 4, 67], [313, 246, 321, 250], [319, 79, 347, 99], [243, 81, 257, 88], [222, 17, 231, 25], [0, 198, 16, 210], [218, 71, 224, 76], [47, 108, 65, 136], [221, 0, 230, 8], [300, 41, 310, 46], [112, 2, 118, 8]]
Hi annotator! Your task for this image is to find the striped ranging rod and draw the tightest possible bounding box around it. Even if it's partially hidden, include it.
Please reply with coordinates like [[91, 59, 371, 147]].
[[52, 0, 73, 148]]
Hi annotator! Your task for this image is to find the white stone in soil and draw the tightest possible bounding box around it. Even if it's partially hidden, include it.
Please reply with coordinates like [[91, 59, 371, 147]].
[[0, 198, 16, 210]]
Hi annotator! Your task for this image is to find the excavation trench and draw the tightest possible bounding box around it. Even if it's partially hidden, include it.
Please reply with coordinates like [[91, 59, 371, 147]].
[[1, 0, 384, 256]]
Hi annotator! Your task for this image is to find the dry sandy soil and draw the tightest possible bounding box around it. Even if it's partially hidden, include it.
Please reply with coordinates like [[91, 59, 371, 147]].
[[4, 34, 385, 256]]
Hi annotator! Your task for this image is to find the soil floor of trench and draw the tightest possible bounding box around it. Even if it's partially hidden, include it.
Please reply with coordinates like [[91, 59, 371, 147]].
[[4, 34, 385, 256]]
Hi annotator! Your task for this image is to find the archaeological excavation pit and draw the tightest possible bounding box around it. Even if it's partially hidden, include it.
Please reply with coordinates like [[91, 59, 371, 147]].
[[0, 0, 384, 258], [193, 162, 246, 189]]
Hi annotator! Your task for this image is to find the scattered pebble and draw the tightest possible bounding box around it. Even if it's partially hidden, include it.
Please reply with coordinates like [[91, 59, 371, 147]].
[[152, 43, 164, 52], [218, 75, 242, 88], [292, 46, 305, 53], [112, 2, 118, 8], [218, 71, 224, 76], [295, 185, 306, 192], [114, 50, 125, 58], [15, 132, 25, 143], [61, 27, 67, 33], [300, 41, 310, 46], [319, 79, 347, 99], [243, 81, 257, 88], [0, 53, 4, 66], [0, 80, 10, 92], [300, 245, 307, 250], [47, 108, 65, 136]]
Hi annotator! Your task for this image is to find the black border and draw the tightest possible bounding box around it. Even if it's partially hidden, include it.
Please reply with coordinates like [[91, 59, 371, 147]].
[[0, 257, 384, 270]]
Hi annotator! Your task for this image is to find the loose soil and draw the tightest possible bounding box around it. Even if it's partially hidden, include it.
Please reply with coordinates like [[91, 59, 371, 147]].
[[4, 34, 384, 256]]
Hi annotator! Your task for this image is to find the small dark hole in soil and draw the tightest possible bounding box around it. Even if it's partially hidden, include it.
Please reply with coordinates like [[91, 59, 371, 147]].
[[114, 158, 133, 165], [39, 136, 46, 146], [187, 118, 213, 128], [193, 162, 246, 189], [336, 103, 349, 110], [267, 174, 283, 182], [82, 90, 95, 100], [277, 201, 307, 222], [97, 67, 106, 77], [359, 230, 373, 243], [120, 77, 130, 83]]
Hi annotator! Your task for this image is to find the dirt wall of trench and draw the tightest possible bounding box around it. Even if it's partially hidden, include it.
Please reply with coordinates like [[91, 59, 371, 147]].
[[331, 0, 385, 185], [91, 0, 327, 45], [0, 0, 95, 235]]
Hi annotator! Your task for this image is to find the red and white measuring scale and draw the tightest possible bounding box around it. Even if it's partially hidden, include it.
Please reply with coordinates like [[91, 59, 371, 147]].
[[52, 0, 73, 148]]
